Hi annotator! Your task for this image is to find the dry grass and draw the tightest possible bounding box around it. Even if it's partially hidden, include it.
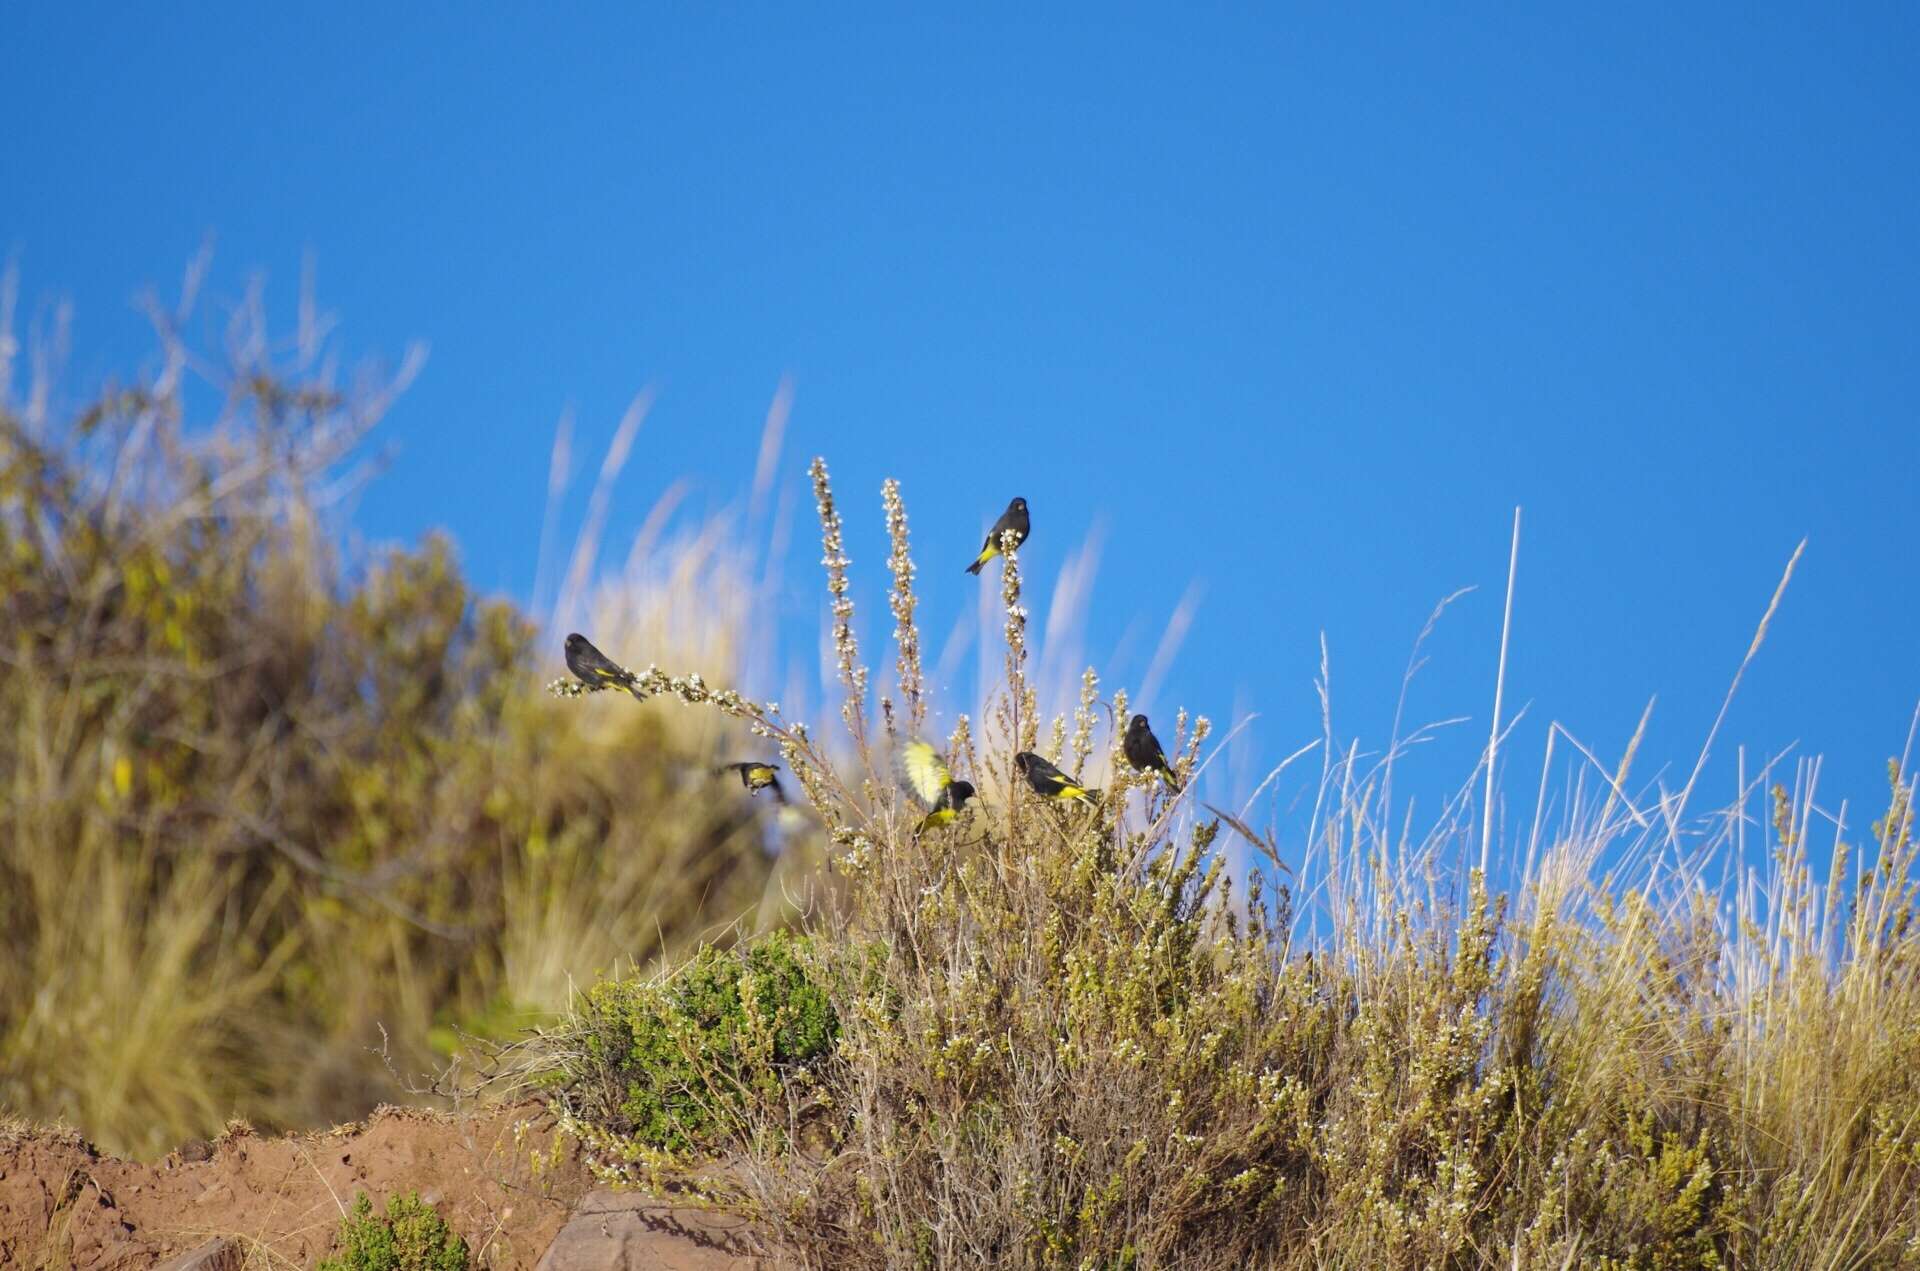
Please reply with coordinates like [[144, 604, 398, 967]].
[[0, 266, 790, 1156]]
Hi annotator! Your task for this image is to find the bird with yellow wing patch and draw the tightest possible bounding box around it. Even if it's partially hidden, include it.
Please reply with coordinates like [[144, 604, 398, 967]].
[[903, 740, 976, 833]]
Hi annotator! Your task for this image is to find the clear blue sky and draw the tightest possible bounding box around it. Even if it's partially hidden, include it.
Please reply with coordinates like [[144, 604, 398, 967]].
[[6, 6, 1917, 867]]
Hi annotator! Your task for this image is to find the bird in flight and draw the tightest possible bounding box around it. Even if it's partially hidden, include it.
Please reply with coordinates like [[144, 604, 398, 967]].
[[902, 741, 976, 831], [717, 760, 788, 803]]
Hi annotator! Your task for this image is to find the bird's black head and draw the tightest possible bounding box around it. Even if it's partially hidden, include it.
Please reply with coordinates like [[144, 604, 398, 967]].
[[1010, 497, 1027, 512], [565, 632, 588, 653], [950, 780, 977, 806], [1127, 713, 1150, 735], [1013, 751, 1036, 775]]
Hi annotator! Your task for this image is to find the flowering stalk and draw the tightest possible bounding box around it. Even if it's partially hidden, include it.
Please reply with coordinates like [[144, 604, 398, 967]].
[[1069, 666, 1099, 775], [1107, 687, 1131, 779], [948, 712, 977, 794], [547, 664, 861, 841], [810, 457, 868, 747], [998, 532, 1037, 754], [882, 477, 925, 737]]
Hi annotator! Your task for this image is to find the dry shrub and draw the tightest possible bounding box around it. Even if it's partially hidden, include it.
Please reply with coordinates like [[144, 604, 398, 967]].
[[547, 461, 1920, 1269]]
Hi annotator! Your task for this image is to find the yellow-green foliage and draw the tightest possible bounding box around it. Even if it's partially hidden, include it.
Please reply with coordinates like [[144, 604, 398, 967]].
[[0, 305, 780, 1156], [564, 930, 836, 1154], [318, 1192, 469, 1271], [548, 464, 1920, 1269]]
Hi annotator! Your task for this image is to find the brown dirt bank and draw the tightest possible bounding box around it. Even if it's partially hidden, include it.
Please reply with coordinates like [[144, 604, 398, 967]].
[[0, 1101, 599, 1268]]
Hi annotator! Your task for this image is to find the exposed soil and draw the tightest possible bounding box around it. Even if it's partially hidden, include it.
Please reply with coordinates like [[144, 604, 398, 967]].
[[0, 1101, 728, 1269]]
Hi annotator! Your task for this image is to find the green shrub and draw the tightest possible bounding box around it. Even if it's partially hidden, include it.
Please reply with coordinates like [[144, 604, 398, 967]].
[[318, 1192, 469, 1271], [569, 929, 836, 1153]]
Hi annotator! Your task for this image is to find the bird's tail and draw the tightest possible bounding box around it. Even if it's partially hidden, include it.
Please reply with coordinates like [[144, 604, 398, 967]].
[[1069, 787, 1101, 806], [965, 550, 992, 575], [1161, 767, 1183, 793]]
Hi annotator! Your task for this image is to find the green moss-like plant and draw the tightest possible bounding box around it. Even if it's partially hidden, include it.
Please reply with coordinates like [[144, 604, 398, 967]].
[[574, 929, 837, 1153], [317, 1192, 469, 1271]]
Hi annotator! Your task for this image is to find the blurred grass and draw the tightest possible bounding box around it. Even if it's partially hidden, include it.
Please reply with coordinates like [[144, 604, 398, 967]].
[[0, 273, 791, 1157]]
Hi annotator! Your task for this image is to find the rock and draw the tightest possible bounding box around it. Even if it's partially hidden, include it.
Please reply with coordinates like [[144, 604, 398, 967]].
[[536, 1190, 778, 1270], [156, 1236, 242, 1271]]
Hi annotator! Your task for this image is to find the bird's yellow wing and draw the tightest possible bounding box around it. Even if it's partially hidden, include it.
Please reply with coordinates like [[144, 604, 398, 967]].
[[902, 740, 952, 805]]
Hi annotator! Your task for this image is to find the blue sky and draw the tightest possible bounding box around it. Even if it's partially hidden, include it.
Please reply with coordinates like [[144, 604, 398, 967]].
[[6, 5, 1917, 868]]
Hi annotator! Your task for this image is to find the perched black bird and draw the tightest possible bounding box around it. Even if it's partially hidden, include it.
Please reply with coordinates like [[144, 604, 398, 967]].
[[1014, 750, 1099, 806], [965, 497, 1030, 575], [717, 761, 787, 803], [903, 741, 976, 831], [1123, 714, 1182, 791], [565, 632, 643, 698]]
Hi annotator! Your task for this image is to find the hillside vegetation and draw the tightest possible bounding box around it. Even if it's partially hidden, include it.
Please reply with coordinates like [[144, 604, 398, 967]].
[[0, 282, 785, 1155], [5, 280, 1918, 1266], [538, 468, 1920, 1267]]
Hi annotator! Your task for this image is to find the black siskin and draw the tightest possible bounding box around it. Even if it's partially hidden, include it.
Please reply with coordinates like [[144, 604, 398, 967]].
[[903, 741, 976, 831], [1122, 714, 1182, 791], [1013, 750, 1099, 806], [717, 760, 787, 804], [565, 632, 643, 698], [965, 496, 1030, 575]]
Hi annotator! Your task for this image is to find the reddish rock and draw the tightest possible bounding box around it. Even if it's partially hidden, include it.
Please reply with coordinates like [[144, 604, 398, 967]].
[[535, 1190, 782, 1271]]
